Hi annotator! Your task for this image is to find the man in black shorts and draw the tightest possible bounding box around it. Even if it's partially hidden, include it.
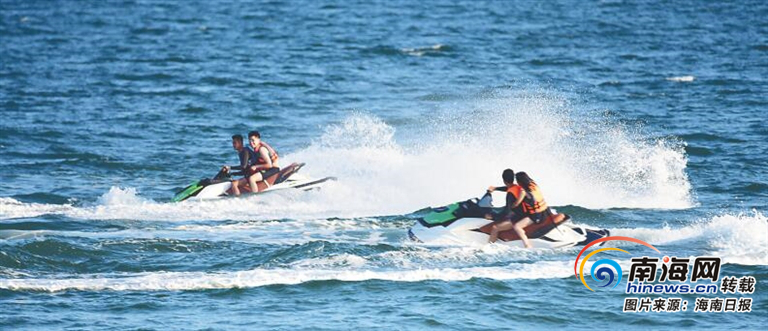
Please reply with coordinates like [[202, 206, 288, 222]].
[[222, 134, 257, 196]]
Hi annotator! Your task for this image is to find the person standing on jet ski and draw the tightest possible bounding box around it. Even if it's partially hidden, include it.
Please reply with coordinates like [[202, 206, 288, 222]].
[[485, 169, 527, 245], [222, 134, 258, 196], [244, 130, 280, 193]]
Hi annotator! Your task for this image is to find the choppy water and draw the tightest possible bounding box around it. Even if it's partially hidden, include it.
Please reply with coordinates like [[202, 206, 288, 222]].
[[1, 0, 767, 329]]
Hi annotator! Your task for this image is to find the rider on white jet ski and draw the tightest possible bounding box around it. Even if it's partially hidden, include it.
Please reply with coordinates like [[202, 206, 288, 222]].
[[221, 134, 257, 196], [485, 169, 527, 245], [222, 131, 281, 196], [244, 131, 280, 193], [486, 169, 553, 248]]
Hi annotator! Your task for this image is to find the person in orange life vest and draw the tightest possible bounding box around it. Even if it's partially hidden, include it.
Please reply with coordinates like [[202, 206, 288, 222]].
[[510, 171, 552, 249], [485, 169, 527, 244], [257, 139, 279, 168], [245, 130, 280, 192]]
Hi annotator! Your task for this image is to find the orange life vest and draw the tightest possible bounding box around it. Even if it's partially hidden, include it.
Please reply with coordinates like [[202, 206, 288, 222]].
[[254, 142, 279, 166], [521, 181, 548, 214], [506, 185, 524, 200]]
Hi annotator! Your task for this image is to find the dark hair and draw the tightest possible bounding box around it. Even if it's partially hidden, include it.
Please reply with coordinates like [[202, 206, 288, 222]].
[[231, 134, 243, 143], [515, 172, 533, 188], [248, 130, 260, 139], [502, 169, 515, 184]]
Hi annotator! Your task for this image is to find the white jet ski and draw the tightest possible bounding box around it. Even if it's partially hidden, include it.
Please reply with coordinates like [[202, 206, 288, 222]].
[[408, 193, 609, 248], [172, 162, 334, 202]]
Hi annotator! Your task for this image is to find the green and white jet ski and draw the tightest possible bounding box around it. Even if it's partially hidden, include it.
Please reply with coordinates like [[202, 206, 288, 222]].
[[408, 193, 609, 248], [172, 162, 334, 202]]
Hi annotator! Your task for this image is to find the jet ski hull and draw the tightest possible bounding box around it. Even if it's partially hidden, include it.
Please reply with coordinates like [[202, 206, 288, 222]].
[[409, 196, 609, 248], [172, 162, 334, 202]]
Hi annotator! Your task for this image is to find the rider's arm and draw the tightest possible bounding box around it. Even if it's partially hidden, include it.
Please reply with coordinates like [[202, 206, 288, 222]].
[[486, 186, 507, 193], [498, 190, 526, 220], [230, 149, 250, 176], [250, 147, 273, 171]]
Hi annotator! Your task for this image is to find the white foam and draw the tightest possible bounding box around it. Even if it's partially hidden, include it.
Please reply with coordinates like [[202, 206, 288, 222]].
[[612, 211, 768, 266], [0, 216, 400, 246], [0, 197, 74, 220], [0, 260, 574, 292], [0, 90, 695, 222], [373, 244, 553, 268], [292, 92, 694, 212], [401, 44, 447, 56], [289, 253, 369, 269], [666, 75, 696, 82], [3, 186, 363, 222], [96, 187, 148, 206]]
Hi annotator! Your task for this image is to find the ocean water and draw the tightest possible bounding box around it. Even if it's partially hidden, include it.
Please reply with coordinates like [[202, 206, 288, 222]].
[[1, 0, 767, 329]]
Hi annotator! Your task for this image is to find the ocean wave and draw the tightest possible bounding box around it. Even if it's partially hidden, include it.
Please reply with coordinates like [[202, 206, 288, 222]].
[[666, 75, 695, 82], [0, 187, 364, 222], [2, 90, 695, 221], [0, 197, 74, 220], [401, 44, 451, 57], [0, 260, 573, 292], [292, 90, 694, 211], [362, 44, 451, 57], [611, 211, 768, 266]]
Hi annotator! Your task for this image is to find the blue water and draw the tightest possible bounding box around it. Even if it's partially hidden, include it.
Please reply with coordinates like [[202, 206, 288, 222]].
[[1, 0, 767, 329]]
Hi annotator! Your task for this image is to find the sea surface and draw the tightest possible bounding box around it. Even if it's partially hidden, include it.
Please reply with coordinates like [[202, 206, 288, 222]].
[[1, 0, 767, 329]]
